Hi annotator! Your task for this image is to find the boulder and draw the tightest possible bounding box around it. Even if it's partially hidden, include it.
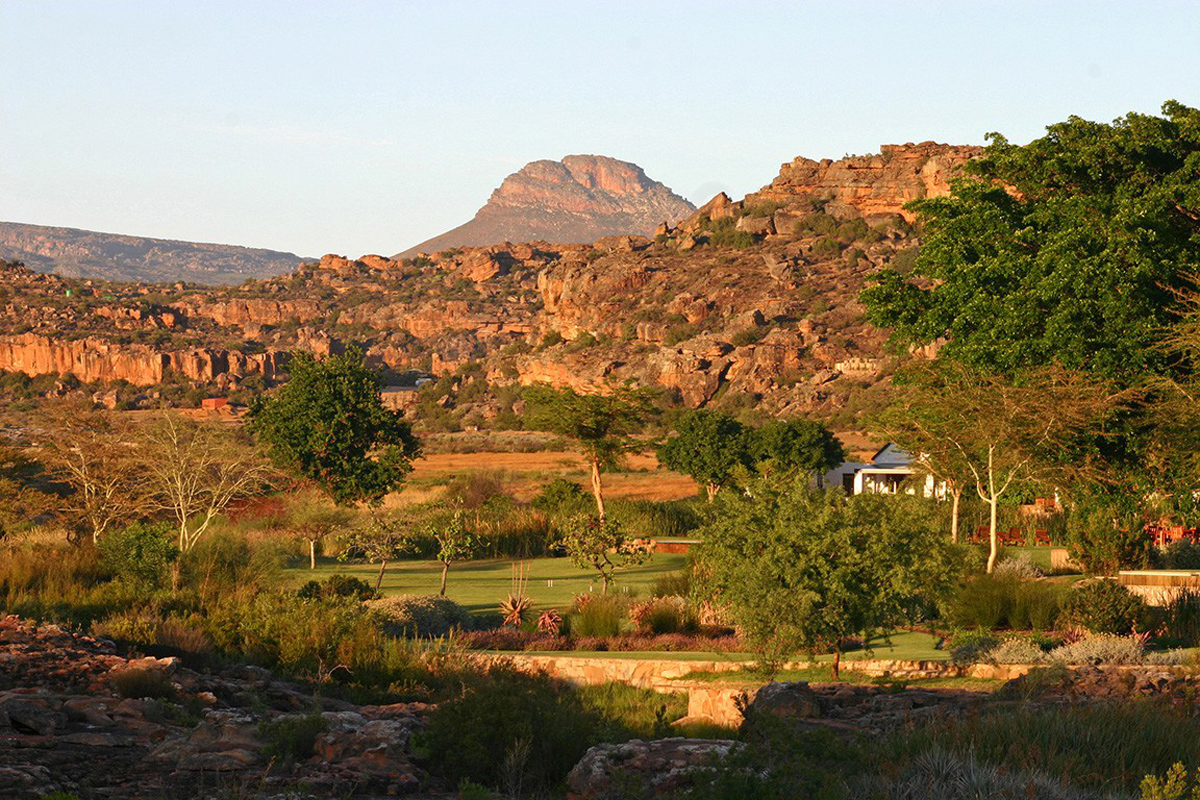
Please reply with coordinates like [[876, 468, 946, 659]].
[[567, 737, 739, 800]]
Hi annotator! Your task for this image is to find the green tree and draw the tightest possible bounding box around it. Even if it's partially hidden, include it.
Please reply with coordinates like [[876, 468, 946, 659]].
[[862, 101, 1200, 383], [523, 383, 657, 520], [248, 349, 422, 508], [426, 504, 476, 596], [749, 418, 845, 480], [657, 410, 752, 501], [338, 512, 418, 592], [560, 514, 652, 595], [693, 479, 957, 677]]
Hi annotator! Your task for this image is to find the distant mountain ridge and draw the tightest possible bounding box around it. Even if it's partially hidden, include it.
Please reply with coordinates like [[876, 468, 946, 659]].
[[0, 221, 311, 285], [396, 155, 695, 258]]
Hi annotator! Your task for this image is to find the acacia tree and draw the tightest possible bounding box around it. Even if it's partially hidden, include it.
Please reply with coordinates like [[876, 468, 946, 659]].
[[284, 491, 354, 570], [694, 479, 956, 678], [657, 410, 751, 501], [138, 414, 271, 553], [37, 400, 140, 543], [338, 511, 418, 592], [879, 363, 1122, 573], [560, 514, 652, 595], [523, 383, 657, 520]]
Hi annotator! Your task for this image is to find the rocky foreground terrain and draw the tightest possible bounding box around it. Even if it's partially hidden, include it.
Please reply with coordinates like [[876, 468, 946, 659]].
[[4, 614, 1198, 799], [0, 616, 432, 799], [0, 142, 978, 420]]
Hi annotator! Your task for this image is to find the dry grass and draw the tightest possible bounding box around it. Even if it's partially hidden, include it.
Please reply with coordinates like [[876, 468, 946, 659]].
[[396, 450, 699, 505]]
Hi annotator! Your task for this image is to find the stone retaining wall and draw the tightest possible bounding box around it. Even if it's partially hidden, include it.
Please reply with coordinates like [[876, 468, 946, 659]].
[[473, 653, 1040, 728]]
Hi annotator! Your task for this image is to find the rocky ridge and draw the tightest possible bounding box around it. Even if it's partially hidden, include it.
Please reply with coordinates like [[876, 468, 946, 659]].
[[0, 221, 310, 285], [396, 155, 696, 257], [0, 143, 977, 420]]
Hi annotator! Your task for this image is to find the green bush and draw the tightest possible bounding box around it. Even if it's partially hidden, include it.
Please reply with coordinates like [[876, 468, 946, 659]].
[[948, 630, 1000, 666], [259, 712, 328, 764], [369, 595, 474, 638], [1159, 590, 1200, 647], [531, 479, 590, 513], [297, 574, 377, 602], [706, 218, 755, 249], [573, 596, 626, 638], [1159, 541, 1200, 570], [421, 664, 603, 793], [98, 521, 177, 588], [950, 575, 1062, 631], [1060, 579, 1150, 634]]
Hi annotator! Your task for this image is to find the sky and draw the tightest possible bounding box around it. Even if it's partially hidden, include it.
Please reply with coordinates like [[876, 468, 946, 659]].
[[1, 1, 1197, 258]]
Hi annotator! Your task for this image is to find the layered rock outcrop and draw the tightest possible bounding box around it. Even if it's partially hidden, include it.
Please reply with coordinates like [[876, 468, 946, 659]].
[[396, 155, 695, 257], [0, 616, 429, 799]]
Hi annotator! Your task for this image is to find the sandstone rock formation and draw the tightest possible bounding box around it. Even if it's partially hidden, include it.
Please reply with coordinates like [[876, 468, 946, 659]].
[[396, 155, 695, 257], [0, 221, 310, 284], [0, 615, 430, 798]]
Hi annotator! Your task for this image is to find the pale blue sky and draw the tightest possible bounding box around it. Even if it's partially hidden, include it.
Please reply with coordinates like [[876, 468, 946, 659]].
[[1, 1, 1195, 258]]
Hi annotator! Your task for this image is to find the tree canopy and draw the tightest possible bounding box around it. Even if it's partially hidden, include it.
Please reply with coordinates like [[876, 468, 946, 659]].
[[750, 418, 845, 479], [523, 383, 657, 519], [248, 349, 421, 507], [656, 410, 751, 501], [862, 101, 1200, 382], [693, 479, 957, 676]]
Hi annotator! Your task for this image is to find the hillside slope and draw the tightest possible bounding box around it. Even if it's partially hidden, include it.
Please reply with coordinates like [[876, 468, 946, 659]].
[[396, 155, 695, 257], [0, 221, 310, 284]]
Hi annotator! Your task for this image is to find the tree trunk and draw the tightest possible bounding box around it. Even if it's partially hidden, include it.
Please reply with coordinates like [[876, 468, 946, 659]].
[[375, 559, 389, 592], [987, 495, 999, 574], [439, 561, 449, 596], [309, 539, 317, 570], [831, 649, 841, 680], [601, 573, 611, 596], [590, 458, 606, 521], [950, 487, 962, 544], [705, 482, 718, 503]]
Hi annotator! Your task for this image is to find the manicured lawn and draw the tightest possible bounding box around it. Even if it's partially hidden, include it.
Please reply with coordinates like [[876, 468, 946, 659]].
[[287, 553, 689, 613]]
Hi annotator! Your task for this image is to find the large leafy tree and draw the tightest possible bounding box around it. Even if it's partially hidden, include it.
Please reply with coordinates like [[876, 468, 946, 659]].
[[657, 410, 752, 501], [694, 479, 957, 677], [749, 418, 845, 480], [523, 383, 657, 520], [862, 101, 1200, 383], [248, 349, 421, 508]]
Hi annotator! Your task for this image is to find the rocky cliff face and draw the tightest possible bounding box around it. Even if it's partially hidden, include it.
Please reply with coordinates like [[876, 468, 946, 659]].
[[395, 155, 695, 257], [0, 143, 977, 421], [0, 221, 310, 284]]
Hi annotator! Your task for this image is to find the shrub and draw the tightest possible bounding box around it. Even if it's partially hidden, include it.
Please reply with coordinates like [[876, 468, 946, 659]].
[[706, 218, 755, 249], [443, 471, 510, 509], [259, 712, 328, 764], [949, 576, 1015, 629], [629, 596, 693, 635], [1060, 579, 1150, 634], [948, 630, 999, 666], [369, 595, 474, 638], [994, 555, 1044, 579], [297, 574, 377, 602], [987, 636, 1048, 664], [1160, 590, 1200, 647], [1158, 541, 1200, 570], [1011, 580, 1064, 630], [731, 326, 768, 347], [651, 571, 690, 598], [112, 668, 177, 700], [420, 664, 603, 793], [1048, 633, 1145, 665], [573, 596, 626, 638], [530, 479, 589, 513], [98, 522, 177, 588]]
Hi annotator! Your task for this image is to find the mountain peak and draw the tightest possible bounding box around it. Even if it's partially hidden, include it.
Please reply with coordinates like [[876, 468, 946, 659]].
[[396, 155, 694, 258]]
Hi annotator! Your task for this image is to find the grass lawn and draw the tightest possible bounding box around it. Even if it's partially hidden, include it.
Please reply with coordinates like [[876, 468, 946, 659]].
[[287, 553, 689, 613]]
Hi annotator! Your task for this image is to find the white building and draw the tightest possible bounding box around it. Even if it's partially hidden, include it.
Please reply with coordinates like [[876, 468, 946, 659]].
[[821, 443, 944, 498]]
